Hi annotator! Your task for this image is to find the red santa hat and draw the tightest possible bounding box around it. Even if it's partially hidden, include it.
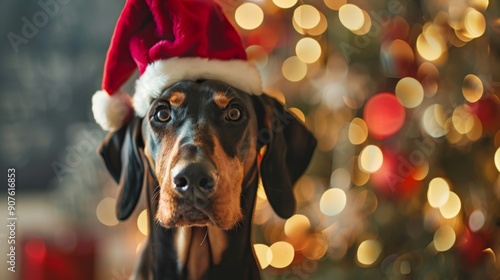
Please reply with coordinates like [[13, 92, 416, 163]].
[[92, 0, 262, 131]]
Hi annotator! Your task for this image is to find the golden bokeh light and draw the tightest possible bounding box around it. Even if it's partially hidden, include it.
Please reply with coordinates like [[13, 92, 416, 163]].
[[330, 168, 351, 189], [235, 3, 264, 30], [257, 179, 267, 200], [469, 209, 486, 232], [324, 0, 346, 10], [288, 107, 306, 122], [338, 4, 365, 31], [417, 62, 439, 97], [416, 24, 446, 61], [439, 191, 461, 219], [352, 10, 372, 35], [282, 56, 308, 82], [422, 104, 447, 138], [495, 147, 500, 172], [433, 225, 456, 252], [253, 244, 272, 269], [396, 77, 425, 108], [303, 233, 328, 260], [462, 74, 483, 103], [293, 5, 321, 29], [320, 188, 347, 216], [445, 118, 464, 144], [455, 28, 473, 43], [272, 0, 297, 9], [296, 37, 322, 63], [306, 12, 328, 36], [357, 239, 382, 266], [412, 162, 429, 181], [416, 33, 443, 61], [465, 115, 482, 141], [264, 88, 286, 104], [349, 117, 368, 145], [464, 8, 486, 38], [359, 145, 383, 173], [452, 105, 473, 134], [469, 0, 489, 11], [96, 197, 119, 226], [427, 177, 450, 208], [137, 209, 149, 236], [292, 15, 306, 35], [386, 39, 414, 67], [269, 241, 295, 268], [136, 242, 144, 254], [352, 156, 370, 186], [246, 45, 269, 70], [284, 214, 311, 238]]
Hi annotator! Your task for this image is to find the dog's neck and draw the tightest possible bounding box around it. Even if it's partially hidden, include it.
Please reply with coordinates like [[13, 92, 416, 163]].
[[141, 164, 260, 280]]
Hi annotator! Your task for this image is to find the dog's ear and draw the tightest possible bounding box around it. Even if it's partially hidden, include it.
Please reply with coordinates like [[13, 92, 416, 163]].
[[251, 94, 317, 219], [98, 117, 146, 221]]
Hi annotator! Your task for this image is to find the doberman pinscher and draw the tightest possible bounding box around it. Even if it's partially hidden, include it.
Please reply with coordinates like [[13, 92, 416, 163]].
[[98, 79, 316, 279]]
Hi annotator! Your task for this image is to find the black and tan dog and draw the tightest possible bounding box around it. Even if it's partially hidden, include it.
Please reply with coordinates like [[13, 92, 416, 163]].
[[98, 80, 316, 279]]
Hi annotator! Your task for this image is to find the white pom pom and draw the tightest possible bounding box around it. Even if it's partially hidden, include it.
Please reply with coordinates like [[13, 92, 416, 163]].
[[92, 90, 133, 131]]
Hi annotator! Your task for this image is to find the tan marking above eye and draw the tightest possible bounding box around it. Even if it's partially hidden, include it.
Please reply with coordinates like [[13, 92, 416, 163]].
[[213, 91, 233, 109], [168, 91, 186, 107]]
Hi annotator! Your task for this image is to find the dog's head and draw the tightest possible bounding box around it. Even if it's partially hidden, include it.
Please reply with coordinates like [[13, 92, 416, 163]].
[[99, 80, 316, 230]]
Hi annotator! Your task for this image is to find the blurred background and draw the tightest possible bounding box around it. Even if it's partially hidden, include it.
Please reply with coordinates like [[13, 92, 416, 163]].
[[1, 0, 500, 279]]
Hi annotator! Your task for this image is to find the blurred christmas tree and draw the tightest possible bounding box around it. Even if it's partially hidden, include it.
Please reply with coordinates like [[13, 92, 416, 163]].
[[227, 0, 500, 279]]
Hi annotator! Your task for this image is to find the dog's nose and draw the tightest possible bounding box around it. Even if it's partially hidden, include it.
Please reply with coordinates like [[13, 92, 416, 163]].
[[172, 162, 216, 194]]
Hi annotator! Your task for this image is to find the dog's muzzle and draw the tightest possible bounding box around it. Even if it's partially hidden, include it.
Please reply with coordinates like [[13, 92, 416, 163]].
[[170, 150, 219, 225]]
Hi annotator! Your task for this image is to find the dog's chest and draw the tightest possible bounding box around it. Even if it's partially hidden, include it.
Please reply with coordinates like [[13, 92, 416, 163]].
[[174, 227, 228, 278]]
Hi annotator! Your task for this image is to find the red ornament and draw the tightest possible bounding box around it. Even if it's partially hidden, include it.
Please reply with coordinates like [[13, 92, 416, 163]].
[[468, 94, 500, 134], [21, 235, 96, 280], [363, 93, 406, 140], [456, 228, 491, 268]]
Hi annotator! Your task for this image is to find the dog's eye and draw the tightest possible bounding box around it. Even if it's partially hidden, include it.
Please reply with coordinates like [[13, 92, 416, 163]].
[[155, 108, 171, 122], [226, 107, 242, 122]]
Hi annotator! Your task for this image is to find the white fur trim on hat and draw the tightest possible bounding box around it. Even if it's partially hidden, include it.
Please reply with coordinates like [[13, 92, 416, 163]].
[[92, 90, 134, 132], [133, 57, 262, 117]]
